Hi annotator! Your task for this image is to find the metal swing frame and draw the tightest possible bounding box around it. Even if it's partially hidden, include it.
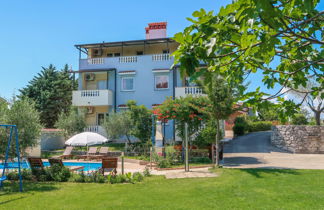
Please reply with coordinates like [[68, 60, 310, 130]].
[[0, 125, 23, 192]]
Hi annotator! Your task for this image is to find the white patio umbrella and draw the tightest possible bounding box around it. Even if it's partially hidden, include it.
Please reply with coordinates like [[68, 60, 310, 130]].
[[65, 132, 108, 146]]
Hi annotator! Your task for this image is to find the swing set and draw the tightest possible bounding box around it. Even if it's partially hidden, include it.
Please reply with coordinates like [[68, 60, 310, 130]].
[[0, 125, 23, 192]]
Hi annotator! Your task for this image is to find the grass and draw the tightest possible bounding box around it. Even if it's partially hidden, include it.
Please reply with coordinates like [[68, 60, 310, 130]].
[[1, 169, 324, 209]]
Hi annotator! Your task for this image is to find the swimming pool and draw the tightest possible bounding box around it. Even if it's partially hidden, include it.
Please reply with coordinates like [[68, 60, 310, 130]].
[[0, 161, 102, 172]]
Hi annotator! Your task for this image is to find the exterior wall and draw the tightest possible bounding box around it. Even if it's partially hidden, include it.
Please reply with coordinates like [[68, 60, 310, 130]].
[[85, 106, 109, 125], [40, 130, 65, 151], [271, 125, 324, 153]]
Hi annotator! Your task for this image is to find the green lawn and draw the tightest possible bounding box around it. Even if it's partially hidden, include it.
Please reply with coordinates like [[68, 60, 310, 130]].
[[1, 169, 324, 209]]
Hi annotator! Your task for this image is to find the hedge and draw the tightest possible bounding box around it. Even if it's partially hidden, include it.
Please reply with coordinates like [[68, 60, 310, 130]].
[[247, 121, 272, 132]]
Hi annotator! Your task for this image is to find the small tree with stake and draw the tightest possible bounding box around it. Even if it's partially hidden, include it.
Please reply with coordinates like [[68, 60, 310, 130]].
[[201, 73, 240, 166]]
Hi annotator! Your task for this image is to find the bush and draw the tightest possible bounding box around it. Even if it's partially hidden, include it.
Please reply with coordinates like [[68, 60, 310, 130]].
[[47, 164, 71, 182], [71, 171, 145, 184], [291, 114, 308, 125], [143, 168, 151, 177], [247, 121, 272, 132], [233, 116, 248, 136], [233, 124, 246, 136], [194, 122, 223, 147], [132, 172, 144, 182], [190, 157, 212, 164]]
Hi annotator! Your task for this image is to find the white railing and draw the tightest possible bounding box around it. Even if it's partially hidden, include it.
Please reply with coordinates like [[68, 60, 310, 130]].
[[72, 89, 113, 106], [152, 53, 171, 61], [80, 90, 100, 97], [175, 87, 205, 98], [85, 125, 107, 137], [88, 58, 104, 65], [119, 56, 137, 63]]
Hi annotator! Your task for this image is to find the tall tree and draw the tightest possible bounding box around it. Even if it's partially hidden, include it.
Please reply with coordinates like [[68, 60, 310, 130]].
[[20, 64, 76, 128], [173, 0, 323, 120]]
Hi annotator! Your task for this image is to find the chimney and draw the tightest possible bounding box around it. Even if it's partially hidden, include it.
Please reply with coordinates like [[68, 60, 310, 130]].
[[145, 22, 167, 39]]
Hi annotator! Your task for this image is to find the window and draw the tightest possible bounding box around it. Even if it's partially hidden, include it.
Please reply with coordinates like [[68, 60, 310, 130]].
[[97, 113, 108, 126], [155, 75, 169, 90], [136, 51, 144, 55], [114, 53, 121, 57], [121, 77, 134, 91], [162, 49, 169, 54], [107, 53, 113, 57]]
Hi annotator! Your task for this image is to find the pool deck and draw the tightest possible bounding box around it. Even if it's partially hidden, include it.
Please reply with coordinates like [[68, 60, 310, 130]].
[[1, 159, 217, 179]]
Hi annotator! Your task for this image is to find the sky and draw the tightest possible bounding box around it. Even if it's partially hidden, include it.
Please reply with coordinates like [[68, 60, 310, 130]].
[[0, 0, 322, 100]]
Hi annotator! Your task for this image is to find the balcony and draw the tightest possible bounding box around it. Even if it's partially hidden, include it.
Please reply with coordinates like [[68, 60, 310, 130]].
[[72, 90, 113, 106], [79, 54, 173, 70], [175, 87, 205, 98], [84, 125, 107, 137]]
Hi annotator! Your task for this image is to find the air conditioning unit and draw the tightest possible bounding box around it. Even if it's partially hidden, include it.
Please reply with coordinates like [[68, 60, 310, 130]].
[[86, 107, 94, 114], [85, 73, 95, 81], [93, 49, 102, 56]]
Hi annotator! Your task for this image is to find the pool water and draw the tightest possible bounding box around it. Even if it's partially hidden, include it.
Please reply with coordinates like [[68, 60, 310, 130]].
[[0, 161, 102, 172]]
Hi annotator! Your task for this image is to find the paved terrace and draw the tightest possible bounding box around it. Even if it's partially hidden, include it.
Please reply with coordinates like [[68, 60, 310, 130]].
[[224, 131, 324, 169]]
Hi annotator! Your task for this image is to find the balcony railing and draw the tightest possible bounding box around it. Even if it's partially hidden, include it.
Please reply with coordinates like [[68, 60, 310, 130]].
[[72, 89, 113, 106], [152, 54, 171, 61], [85, 125, 107, 137], [88, 58, 104, 65], [119, 56, 138, 63], [175, 87, 205, 98], [80, 54, 173, 70]]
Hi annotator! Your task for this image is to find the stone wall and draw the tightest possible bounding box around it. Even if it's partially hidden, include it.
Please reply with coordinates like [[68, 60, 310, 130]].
[[271, 125, 324, 153]]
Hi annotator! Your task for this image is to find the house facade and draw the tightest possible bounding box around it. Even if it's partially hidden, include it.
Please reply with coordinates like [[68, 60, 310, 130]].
[[72, 22, 203, 142]]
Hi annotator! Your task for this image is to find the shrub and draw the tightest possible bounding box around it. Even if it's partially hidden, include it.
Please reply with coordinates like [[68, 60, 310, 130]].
[[143, 168, 151, 177], [132, 172, 144, 182], [194, 122, 223, 147], [247, 121, 272, 132], [190, 157, 212, 164], [47, 164, 71, 182], [233, 116, 248, 136], [71, 170, 86, 183], [157, 159, 171, 168], [291, 114, 308, 125], [233, 124, 246, 136]]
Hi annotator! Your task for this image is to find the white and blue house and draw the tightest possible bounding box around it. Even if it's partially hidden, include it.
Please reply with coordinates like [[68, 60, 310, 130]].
[[71, 22, 204, 142]]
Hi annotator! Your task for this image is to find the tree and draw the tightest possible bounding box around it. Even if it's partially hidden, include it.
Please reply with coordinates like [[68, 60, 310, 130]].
[[173, 0, 323, 120], [201, 73, 239, 166], [20, 64, 76, 128], [154, 96, 208, 143], [286, 79, 323, 125], [55, 107, 86, 138], [127, 100, 152, 143], [102, 111, 132, 143], [0, 98, 42, 155]]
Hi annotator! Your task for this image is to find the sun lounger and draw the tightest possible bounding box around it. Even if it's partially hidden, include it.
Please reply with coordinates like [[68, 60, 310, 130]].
[[27, 157, 44, 170], [99, 157, 118, 175], [48, 158, 84, 171], [77, 147, 98, 160], [59, 146, 74, 159], [90, 147, 109, 160]]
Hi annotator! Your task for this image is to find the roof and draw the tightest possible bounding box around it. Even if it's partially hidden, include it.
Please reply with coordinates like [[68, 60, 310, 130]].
[[75, 37, 175, 49]]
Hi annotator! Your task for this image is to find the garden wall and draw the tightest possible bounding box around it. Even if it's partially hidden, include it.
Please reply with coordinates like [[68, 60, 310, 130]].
[[271, 125, 324, 153], [40, 129, 65, 151]]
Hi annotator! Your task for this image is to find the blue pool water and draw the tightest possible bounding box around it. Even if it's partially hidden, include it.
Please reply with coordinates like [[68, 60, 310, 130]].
[[0, 161, 102, 172]]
